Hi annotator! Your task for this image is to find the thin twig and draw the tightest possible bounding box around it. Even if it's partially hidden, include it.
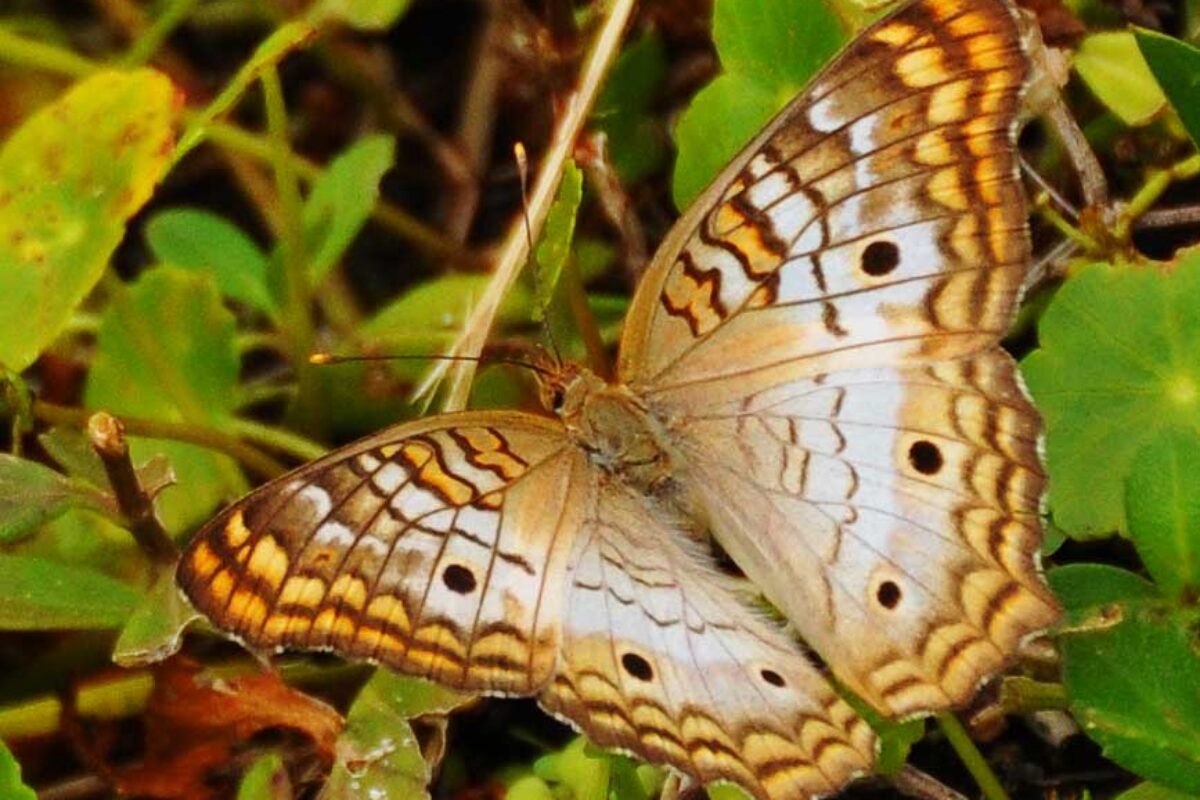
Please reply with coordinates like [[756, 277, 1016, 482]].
[[1116, 153, 1200, 241], [579, 131, 650, 285], [892, 765, 970, 800], [1135, 204, 1200, 230], [87, 412, 179, 565], [1020, 155, 1077, 221], [416, 0, 639, 411], [35, 774, 110, 800], [1043, 90, 1110, 212], [438, 0, 504, 244]]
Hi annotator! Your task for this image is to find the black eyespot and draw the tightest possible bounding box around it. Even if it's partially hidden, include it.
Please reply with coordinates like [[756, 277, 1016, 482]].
[[761, 669, 786, 687], [550, 386, 566, 412], [442, 564, 477, 594], [861, 240, 900, 276], [621, 653, 654, 681], [877, 580, 902, 609], [908, 440, 944, 475]]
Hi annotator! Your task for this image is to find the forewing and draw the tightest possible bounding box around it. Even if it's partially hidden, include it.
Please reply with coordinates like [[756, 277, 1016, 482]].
[[676, 351, 1060, 717], [540, 481, 876, 800], [619, 0, 1036, 404], [178, 411, 585, 695]]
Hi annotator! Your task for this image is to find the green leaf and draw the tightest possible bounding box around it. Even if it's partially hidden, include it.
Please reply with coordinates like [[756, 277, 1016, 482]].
[[1050, 564, 1200, 794], [37, 427, 109, 488], [0, 740, 35, 800], [594, 34, 669, 182], [0, 554, 141, 630], [506, 776, 555, 800], [1074, 32, 1166, 126], [362, 273, 534, 344], [310, 0, 413, 30], [532, 737, 611, 800], [145, 208, 276, 318], [85, 268, 247, 532], [237, 752, 291, 800], [1022, 256, 1200, 537], [1116, 782, 1200, 800], [1126, 428, 1200, 599], [672, 0, 844, 208], [0, 455, 110, 543], [707, 785, 754, 800], [320, 672, 470, 800], [111, 569, 197, 667], [534, 159, 583, 319], [0, 69, 178, 371], [844, 686, 925, 775], [1134, 29, 1200, 148], [302, 134, 395, 284]]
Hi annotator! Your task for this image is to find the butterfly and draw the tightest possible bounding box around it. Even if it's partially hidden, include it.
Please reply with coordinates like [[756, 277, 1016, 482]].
[[177, 0, 1062, 796]]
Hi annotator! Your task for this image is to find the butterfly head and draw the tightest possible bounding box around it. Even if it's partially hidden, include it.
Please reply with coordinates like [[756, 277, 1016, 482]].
[[535, 360, 604, 419]]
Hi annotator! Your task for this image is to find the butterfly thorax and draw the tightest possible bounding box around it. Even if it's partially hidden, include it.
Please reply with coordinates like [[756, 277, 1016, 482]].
[[545, 364, 678, 492]]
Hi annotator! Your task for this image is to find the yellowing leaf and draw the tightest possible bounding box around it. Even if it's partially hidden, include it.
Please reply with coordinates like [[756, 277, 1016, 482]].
[[1075, 32, 1166, 126], [0, 69, 178, 371]]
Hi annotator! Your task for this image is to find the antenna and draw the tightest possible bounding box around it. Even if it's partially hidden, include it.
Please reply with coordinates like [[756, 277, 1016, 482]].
[[309, 351, 555, 379]]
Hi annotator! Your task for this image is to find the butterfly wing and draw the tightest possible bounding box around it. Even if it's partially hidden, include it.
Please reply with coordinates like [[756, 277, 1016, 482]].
[[674, 351, 1060, 717], [178, 411, 586, 695], [541, 480, 875, 800], [181, 409, 877, 798], [613, 0, 1060, 716], [619, 0, 1036, 403]]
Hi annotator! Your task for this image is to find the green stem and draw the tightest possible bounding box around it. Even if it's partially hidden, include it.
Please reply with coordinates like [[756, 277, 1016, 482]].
[[121, 0, 201, 66], [936, 712, 1011, 800], [235, 330, 287, 355], [261, 66, 323, 436], [0, 26, 97, 77], [32, 400, 286, 478], [204, 121, 480, 268], [563, 259, 609, 379], [228, 417, 327, 463], [1000, 677, 1069, 713], [1033, 193, 1101, 254], [1116, 153, 1200, 241]]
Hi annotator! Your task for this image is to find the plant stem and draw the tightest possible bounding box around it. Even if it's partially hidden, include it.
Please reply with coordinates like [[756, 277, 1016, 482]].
[[1116, 153, 1200, 241], [32, 400, 287, 478], [563, 259, 609, 379], [1000, 677, 1069, 713], [1033, 193, 1101, 254], [204, 121, 481, 269], [0, 26, 96, 77], [121, 0, 201, 67], [936, 713, 1011, 800], [416, 0, 640, 411], [262, 66, 323, 437], [228, 418, 326, 463], [88, 412, 179, 564]]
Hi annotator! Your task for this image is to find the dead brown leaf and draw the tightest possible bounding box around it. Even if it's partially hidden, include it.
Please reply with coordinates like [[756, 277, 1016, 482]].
[[117, 657, 343, 799]]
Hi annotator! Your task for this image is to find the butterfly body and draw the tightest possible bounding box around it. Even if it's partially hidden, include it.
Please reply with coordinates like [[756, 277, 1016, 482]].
[[179, 0, 1062, 796]]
